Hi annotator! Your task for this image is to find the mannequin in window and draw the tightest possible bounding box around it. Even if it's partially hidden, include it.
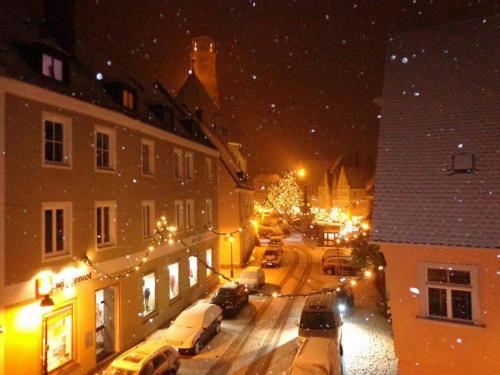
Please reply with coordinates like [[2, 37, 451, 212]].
[[144, 287, 151, 312]]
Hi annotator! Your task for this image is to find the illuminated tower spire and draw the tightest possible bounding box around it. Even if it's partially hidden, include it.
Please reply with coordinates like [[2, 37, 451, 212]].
[[190, 36, 219, 108]]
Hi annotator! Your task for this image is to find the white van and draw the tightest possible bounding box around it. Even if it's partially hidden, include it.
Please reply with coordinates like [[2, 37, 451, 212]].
[[289, 337, 341, 375]]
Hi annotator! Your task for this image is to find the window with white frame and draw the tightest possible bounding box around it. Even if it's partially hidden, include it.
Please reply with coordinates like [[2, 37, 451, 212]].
[[141, 139, 155, 175], [173, 148, 183, 179], [142, 201, 155, 238], [185, 151, 194, 180], [174, 200, 184, 230], [42, 202, 72, 259], [168, 263, 179, 300], [206, 249, 213, 276], [189, 256, 198, 287], [42, 53, 64, 81], [142, 273, 156, 315], [96, 202, 116, 248], [95, 126, 116, 170], [185, 200, 195, 229], [205, 199, 213, 226], [422, 264, 478, 323], [43, 113, 71, 166], [205, 158, 213, 181]]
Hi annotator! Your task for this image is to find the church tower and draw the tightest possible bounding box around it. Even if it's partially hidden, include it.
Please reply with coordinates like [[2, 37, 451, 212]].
[[190, 36, 219, 108]]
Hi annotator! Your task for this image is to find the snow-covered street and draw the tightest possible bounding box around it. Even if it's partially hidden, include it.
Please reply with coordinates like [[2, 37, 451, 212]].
[[176, 240, 398, 374]]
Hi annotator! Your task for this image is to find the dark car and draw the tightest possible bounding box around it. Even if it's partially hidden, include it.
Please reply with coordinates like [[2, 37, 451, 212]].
[[210, 282, 249, 317], [261, 248, 282, 268], [336, 284, 355, 315]]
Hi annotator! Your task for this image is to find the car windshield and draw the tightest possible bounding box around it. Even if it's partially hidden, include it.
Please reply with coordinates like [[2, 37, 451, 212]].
[[264, 250, 278, 256], [103, 367, 136, 375], [217, 288, 236, 296], [299, 311, 337, 330]]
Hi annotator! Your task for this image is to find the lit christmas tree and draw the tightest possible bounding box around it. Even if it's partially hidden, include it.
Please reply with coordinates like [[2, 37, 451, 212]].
[[264, 172, 304, 216]]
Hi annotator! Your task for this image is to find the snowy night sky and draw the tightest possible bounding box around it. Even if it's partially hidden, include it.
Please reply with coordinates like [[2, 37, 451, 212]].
[[75, 0, 498, 175]]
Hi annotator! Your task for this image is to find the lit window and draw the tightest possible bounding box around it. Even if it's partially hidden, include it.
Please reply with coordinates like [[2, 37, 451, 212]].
[[168, 263, 179, 300], [185, 200, 195, 229], [95, 126, 116, 170], [185, 152, 194, 180], [422, 264, 478, 323], [206, 249, 213, 276], [43, 202, 72, 259], [96, 202, 116, 248], [122, 89, 135, 110], [174, 200, 184, 230], [141, 139, 155, 175], [173, 148, 183, 179], [43, 113, 71, 167], [142, 273, 156, 315], [206, 158, 214, 181], [189, 256, 198, 287], [42, 53, 63, 81], [142, 201, 155, 238], [44, 306, 73, 372]]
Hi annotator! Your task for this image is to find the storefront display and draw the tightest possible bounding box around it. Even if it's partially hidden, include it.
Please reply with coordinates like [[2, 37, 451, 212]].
[[168, 263, 179, 300], [189, 256, 198, 286], [142, 273, 156, 315], [206, 249, 213, 276], [44, 305, 73, 372]]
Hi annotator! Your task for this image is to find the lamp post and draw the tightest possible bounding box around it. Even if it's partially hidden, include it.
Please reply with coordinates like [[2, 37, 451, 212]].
[[229, 235, 235, 278]]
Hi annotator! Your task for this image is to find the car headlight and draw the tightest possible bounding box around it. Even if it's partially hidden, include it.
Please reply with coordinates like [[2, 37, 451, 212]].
[[338, 303, 346, 313]]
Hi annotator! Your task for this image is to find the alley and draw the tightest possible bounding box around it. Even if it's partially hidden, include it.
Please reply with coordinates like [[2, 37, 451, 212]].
[[177, 239, 398, 374]]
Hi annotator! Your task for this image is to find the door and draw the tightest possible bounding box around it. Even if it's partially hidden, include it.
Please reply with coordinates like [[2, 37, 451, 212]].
[[95, 287, 116, 362]]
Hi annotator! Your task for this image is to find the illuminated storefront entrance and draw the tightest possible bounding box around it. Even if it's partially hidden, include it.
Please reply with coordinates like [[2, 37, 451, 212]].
[[95, 286, 116, 363]]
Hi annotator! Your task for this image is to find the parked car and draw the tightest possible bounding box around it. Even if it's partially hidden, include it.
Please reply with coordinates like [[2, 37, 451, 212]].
[[261, 247, 282, 268], [321, 248, 351, 263], [103, 340, 180, 375], [237, 266, 265, 291], [259, 225, 282, 239], [336, 283, 355, 315], [322, 257, 357, 276], [297, 293, 343, 356], [269, 235, 285, 249], [149, 303, 223, 355], [210, 282, 249, 317], [289, 337, 341, 375]]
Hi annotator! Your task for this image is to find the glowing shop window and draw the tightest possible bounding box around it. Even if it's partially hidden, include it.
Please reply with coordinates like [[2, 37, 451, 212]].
[[45, 305, 73, 372], [142, 273, 156, 315], [168, 263, 179, 300], [206, 249, 213, 276], [189, 256, 198, 287]]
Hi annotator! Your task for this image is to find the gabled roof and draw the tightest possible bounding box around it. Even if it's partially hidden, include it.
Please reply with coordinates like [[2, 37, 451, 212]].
[[329, 155, 374, 191], [372, 16, 500, 249], [177, 72, 253, 190], [0, 10, 213, 149]]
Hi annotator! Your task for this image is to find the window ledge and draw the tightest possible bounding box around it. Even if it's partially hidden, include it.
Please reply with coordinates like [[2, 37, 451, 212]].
[[169, 296, 180, 305], [43, 162, 72, 169], [42, 253, 72, 263], [142, 172, 155, 177], [96, 244, 116, 252], [142, 311, 158, 323], [95, 167, 116, 174], [416, 316, 485, 328]]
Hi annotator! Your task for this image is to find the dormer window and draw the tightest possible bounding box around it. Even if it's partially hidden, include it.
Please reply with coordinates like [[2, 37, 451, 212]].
[[42, 53, 63, 81], [122, 89, 135, 110]]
